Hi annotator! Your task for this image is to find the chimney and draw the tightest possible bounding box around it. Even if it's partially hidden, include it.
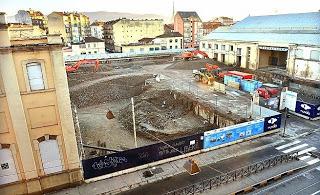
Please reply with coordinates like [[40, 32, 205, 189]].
[[0, 12, 11, 47]]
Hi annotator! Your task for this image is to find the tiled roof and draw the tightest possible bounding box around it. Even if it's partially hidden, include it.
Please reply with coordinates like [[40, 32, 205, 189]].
[[156, 32, 183, 38], [204, 12, 320, 46], [84, 37, 104, 43]]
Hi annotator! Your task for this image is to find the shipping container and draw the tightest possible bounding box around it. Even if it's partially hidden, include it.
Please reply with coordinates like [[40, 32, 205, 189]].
[[224, 75, 242, 85], [227, 71, 254, 80], [240, 79, 263, 93]]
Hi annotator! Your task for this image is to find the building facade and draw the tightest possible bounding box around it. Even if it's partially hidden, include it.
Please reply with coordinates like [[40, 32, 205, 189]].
[[120, 32, 183, 53], [0, 13, 81, 194], [8, 23, 46, 39], [47, 12, 90, 44], [200, 12, 320, 81], [212, 16, 234, 26], [15, 9, 48, 30], [174, 11, 203, 48], [104, 18, 164, 52], [90, 21, 105, 39], [202, 21, 221, 36], [63, 37, 105, 57]]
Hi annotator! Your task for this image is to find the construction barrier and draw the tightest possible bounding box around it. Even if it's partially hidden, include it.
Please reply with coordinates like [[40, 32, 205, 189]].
[[294, 100, 320, 120]]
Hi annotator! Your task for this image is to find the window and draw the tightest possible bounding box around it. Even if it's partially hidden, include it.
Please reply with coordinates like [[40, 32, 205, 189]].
[[87, 44, 90, 48], [161, 46, 167, 50], [230, 45, 234, 51], [310, 50, 320, 61], [208, 44, 212, 49], [93, 43, 97, 47], [202, 43, 206, 48], [169, 39, 173, 43], [39, 139, 62, 174], [237, 48, 242, 55], [0, 148, 19, 185], [214, 44, 218, 50], [94, 51, 97, 54], [149, 48, 154, 51], [170, 46, 173, 49], [155, 47, 160, 51], [175, 39, 178, 43], [175, 45, 178, 49], [26, 63, 45, 91], [221, 45, 226, 51], [296, 49, 303, 58]]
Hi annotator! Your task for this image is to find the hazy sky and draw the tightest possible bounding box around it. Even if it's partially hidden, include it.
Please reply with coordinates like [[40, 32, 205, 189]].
[[1, 0, 320, 21]]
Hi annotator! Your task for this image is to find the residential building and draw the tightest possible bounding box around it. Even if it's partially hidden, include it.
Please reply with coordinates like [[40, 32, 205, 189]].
[[90, 21, 105, 39], [15, 9, 47, 30], [202, 21, 221, 36], [164, 24, 174, 33], [104, 18, 164, 52], [0, 12, 81, 194], [121, 32, 183, 53], [212, 16, 234, 26], [47, 12, 90, 44], [174, 11, 203, 48], [8, 23, 46, 38], [200, 12, 320, 81], [63, 37, 105, 57]]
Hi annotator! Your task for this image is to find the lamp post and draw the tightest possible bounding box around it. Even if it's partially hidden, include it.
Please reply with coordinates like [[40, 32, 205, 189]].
[[131, 97, 137, 148], [282, 107, 290, 137]]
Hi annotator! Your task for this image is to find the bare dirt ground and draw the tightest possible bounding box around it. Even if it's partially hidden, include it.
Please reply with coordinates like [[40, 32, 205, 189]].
[[69, 57, 253, 157]]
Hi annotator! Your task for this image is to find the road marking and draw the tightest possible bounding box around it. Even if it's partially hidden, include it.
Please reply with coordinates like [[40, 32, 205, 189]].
[[282, 143, 308, 153], [311, 189, 320, 195], [297, 147, 317, 156], [299, 155, 311, 161], [276, 140, 301, 150], [307, 159, 320, 165]]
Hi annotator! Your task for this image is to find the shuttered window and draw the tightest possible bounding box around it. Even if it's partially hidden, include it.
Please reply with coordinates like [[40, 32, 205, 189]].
[[26, 63, 45, 91], [39, 139, 62, 174], [0, 148, 19, 185]]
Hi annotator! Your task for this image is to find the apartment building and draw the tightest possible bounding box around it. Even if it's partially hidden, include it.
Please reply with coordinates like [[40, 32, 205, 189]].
[[174, 11, 203, 48], [104, 18, 164, 52], [47, 12, 90, 44], [212, 16, 234, 26], [15, 9, 48, 30], [0, 13, 81, 194], [8, 23, 46, 38], [90, 21, 105, 39]]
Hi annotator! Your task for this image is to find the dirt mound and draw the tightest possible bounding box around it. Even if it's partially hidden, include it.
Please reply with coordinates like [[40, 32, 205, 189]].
[[70, 74, 152, 108], [118, 89, 215, 140], [167, 58, 230, 70]]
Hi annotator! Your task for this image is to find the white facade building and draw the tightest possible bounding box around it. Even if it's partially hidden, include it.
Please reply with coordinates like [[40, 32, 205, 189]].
[[63, 36, 105, 57], [90, 21, 104, 39]]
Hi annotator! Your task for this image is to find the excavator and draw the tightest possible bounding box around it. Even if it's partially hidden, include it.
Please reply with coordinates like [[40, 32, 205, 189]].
[[193, 63, 224, 85], [65, 59, 100, 73], [173, 50, 209, 61]]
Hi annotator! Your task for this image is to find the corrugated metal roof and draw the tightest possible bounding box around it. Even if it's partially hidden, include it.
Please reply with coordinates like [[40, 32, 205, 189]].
[[204, 32, 320, 45], [204, 12, 320, 46]]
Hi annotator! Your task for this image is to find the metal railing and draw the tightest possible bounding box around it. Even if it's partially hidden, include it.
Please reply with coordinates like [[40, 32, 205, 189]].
[[164, 152, 299, 195]]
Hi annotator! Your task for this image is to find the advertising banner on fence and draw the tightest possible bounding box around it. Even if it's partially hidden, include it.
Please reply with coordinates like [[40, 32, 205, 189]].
[[295, 101, 317, 118], [264, 114, 282, 132], [82, 133, 203, 180], [203, 119, 264, 149]]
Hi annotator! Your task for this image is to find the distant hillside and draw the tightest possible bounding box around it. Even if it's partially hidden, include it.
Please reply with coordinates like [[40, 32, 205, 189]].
[[82, 11, 169, 23]]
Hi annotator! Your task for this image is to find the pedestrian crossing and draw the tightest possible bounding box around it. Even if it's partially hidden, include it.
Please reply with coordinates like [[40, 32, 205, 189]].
[[275, 140, 319, 165]]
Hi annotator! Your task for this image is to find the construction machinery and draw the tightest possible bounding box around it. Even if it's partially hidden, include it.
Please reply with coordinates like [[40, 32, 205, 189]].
[[65, 59, 100, 73], [193, 63, 223, 85], [173, 50, 209, 61], [257, 83, 280, 99]]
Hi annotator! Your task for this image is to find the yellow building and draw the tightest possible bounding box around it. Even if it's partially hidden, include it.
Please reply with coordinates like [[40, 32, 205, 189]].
[[15, 9, 47, 31], [0, 12, 81, 194], [8, 23, 46, 39], [104, 18, 164, 52], [47, 12, 90, 44]]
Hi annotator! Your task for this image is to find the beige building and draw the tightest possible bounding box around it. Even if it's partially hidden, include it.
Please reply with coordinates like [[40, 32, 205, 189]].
[[8, 23, 46, 39], [47, 12, 90, 44], [0, 12, 81, 194], [104, 18, 164, 52], [63, 37, 105, 57]]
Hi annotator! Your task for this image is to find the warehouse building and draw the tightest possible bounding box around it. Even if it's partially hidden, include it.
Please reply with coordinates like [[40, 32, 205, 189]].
[[200, 12, 320, 81]]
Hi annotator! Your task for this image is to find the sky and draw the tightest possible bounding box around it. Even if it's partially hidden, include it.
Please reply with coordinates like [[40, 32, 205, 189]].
[[1, 0, 320, 21]]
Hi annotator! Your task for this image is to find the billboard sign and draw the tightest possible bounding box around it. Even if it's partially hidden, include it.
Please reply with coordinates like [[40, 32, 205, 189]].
[[82, 133, 203, 180], [264, 114, 282, 132], [295, 101, 317, 118], [203, 119, 264, 149]]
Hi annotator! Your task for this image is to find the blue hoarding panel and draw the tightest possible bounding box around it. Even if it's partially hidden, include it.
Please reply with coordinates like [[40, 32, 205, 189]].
[[295, 101, 317, 118], [317, 105, 320, 117], [264, 114, 282, 132], [203, 119, 264, 149]]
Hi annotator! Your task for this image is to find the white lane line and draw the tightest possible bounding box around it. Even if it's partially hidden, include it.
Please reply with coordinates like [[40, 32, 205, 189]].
[[276, 140, 301, 150], [282, 143, 308, 153], [307, 159, 320, 165], [299, 155, 311, 161], [311, 189, 320, 195], [297, 147, 317, 156]]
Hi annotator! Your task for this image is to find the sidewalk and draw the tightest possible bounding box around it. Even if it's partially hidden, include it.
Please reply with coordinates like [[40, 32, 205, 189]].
[[50, 134, 281, 195]]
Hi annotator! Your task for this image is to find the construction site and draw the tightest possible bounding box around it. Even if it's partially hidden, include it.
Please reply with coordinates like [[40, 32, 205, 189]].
[[67, 51, 269, 159]]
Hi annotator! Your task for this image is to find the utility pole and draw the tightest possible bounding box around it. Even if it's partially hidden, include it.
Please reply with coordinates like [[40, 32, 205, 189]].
[[282, 107, 288, 137], [131, 97, 137, 148]]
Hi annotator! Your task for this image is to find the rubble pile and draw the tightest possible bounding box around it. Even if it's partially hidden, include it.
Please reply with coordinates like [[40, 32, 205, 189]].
[[167, 59, 226, 70]]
